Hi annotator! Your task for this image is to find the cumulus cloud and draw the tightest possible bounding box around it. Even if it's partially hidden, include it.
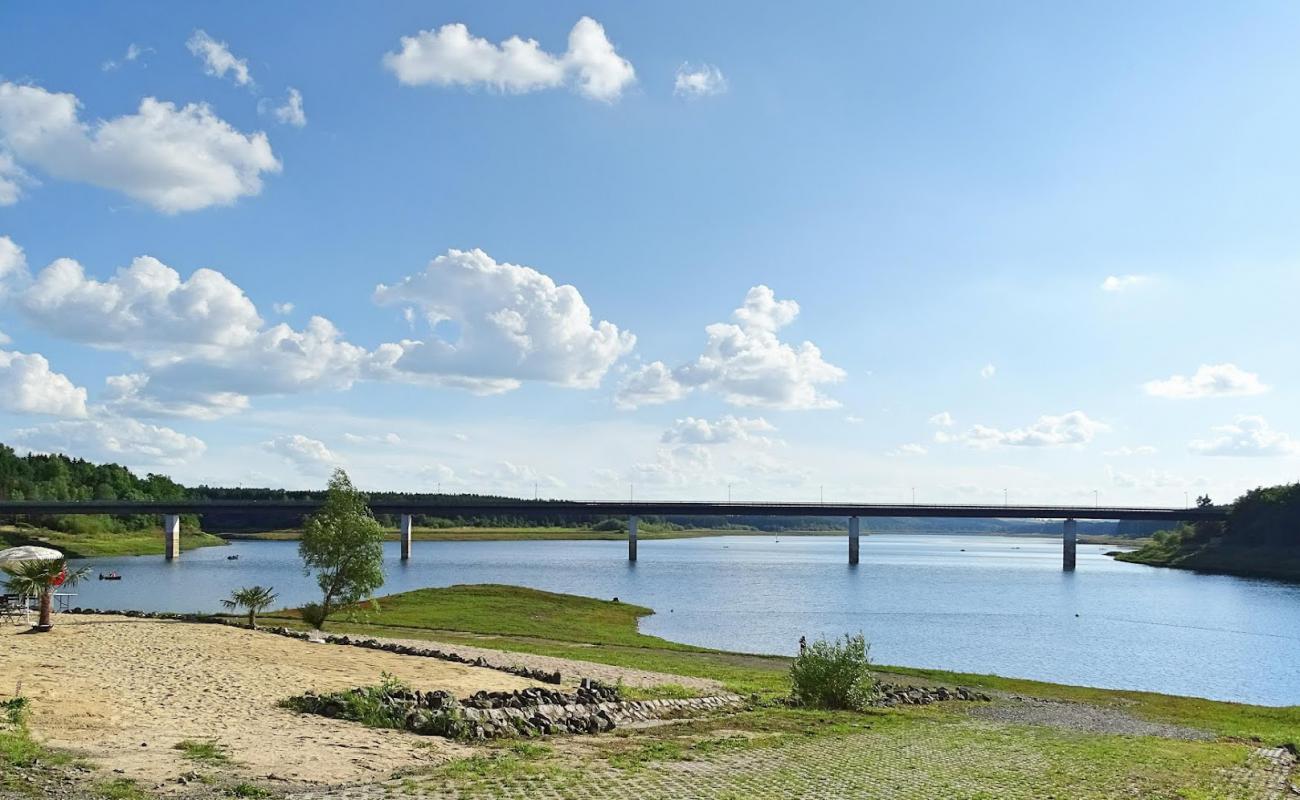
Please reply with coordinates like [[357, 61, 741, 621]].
[[674, 63, 727, 97], [630, 445, 714, 487], [0, 152, 30, 205], [372, 248, 634, 392], [661, 415, 775, 446], [342, 432, 402, 446], [0, 349, 88, 417], [187, 30, 253, 87], [264, 434, 338, 473], [273, 301, 294, 315], [980, 363, 996, 379], [1189, 416, 1298, 457], [936, 411, 1108, 448], [0, 235, 26, 292], [616, 286, 844, 410], [1101, 274, 1150, 292], [468, 461, 564, 492], [1143, 363, 1268, 399], [102, 373, 249, 421], [0, 81, 280, 213], [14, 417, 204, 465], [929, 411, 955, 427], [383, 17, 635, 101], [272, 88, 306, 127]]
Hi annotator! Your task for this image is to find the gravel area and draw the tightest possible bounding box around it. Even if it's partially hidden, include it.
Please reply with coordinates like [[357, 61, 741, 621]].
[[968, 696, 1214, 740]]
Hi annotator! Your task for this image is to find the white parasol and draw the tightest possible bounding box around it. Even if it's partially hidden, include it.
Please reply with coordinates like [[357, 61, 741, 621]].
[[0, 546, 65, 567]]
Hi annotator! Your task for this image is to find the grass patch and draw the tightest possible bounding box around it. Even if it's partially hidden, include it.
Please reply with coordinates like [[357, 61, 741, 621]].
[[0, 524, 226, 558], [224, 783, 271, 798], [266, 583, 1300, 746], [94, 779, 150, 800], [173, 738, 230, 765]]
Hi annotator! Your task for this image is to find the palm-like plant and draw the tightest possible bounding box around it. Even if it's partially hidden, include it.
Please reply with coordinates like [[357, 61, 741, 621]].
[[3, 559, 90, 632], [221, 585, 278, 628]]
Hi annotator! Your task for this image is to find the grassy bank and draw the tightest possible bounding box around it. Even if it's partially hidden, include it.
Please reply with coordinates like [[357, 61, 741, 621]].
[[263, 583, 1300, 746], [1115, 540, 1300, 583], [0, 525, 227, 559]]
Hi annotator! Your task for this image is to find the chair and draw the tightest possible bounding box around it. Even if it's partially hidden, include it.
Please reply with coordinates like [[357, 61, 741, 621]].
[[0, 594, 26, 625]]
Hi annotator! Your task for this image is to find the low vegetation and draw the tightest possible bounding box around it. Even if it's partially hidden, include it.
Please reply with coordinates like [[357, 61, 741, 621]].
[[1117, 484, 1300, 581], [297, 469, 386, 630], [788, 633, 876, 710], [220, 585, 278, 628], [173, 738, 230, 765]]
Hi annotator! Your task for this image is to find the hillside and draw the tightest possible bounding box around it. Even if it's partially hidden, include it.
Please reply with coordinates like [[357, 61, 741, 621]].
[[1116, 484, 1300, 581]]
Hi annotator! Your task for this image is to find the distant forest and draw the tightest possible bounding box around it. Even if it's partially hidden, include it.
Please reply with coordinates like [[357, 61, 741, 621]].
[[0, 444, 1165, 536]]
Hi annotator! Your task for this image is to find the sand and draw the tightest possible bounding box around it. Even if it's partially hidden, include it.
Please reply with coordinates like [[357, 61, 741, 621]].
[[0, 615, 541, 789]]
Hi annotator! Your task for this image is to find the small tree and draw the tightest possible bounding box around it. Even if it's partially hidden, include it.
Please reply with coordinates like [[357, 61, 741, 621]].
[[298, 469, 386, 630], [789, 633, 876, 711], [221, 585, 278, 628], [3, 559, 90, 632]]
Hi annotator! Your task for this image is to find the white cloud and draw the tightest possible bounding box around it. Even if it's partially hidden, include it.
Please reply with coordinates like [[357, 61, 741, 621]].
[[264, 434, 338, 473], [0, 235, 26, 292], [8, 248, 369, 413], [929, 411, 955, 427], [980, 363, 996, 379], [1143, 363, 1268, 399], [187, 30, 253, 87], [0, 152, 31, 205], [674, 63, 727, 97], [1106, 465, 1200, 491], [342, 432, 402, 446], [937, 411, 1109, 448], [372, 248, 634, 392], [631, 445, 713, 487], [1101, 274, 1150, 292], [272, 88, 306, 127], [888, 443, 927, 456], [1189, 416, 1298, 457], [616, 286, 844, 410], [0, 349, 88, 417], [844, 415, 863, 424], [17, 254, 263, 357], [273, 301, 295, 315], [14, 418, 204, 465], [468, 461, 565, 491], [102, 373, 249, 421], [0, 82, 280, 213], [1104, 445, 1158, 457], [383, 17, 635, 101], [661, 415, 776, 446], [614, 361, 688, 409], [102, 43, 148, 72], [0, 331, 9, 345]]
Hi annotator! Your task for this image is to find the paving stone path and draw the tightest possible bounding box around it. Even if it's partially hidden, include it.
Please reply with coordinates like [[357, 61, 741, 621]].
[[289, 724, 1298, 800]]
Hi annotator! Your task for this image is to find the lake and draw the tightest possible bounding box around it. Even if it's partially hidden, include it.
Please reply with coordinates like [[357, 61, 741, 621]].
[[66, 534, 1300, 706]]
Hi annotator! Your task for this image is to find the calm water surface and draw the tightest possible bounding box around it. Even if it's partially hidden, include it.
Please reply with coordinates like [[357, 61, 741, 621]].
[[68, 535, 1300, 706]]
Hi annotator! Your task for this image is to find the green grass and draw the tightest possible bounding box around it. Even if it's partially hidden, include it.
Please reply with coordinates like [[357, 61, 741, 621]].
[[173, 738, 231, 765], [266, 583, 1300, 748], [0, 524, 227, 558], [1116, 540, 1300, 583], [93, 779, 150, 799], [223, 783, 271, 798]]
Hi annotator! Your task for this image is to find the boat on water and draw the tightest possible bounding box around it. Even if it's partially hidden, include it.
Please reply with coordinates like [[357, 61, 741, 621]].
[[98, 572, 122, 581], [226, 555, 240, 560]]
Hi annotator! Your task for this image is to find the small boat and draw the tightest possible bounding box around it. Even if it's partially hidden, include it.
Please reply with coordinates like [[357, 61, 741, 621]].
[[98, 572, 122, 581], [226, 555, 240, 560]]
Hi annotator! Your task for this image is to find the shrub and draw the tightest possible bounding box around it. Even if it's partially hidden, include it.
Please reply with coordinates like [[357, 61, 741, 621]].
[[789, 633, 876, 711], [299, 602, 327, 630]]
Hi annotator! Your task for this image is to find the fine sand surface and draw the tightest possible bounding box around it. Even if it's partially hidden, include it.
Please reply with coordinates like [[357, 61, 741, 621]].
[[0, 615, 541, 789]]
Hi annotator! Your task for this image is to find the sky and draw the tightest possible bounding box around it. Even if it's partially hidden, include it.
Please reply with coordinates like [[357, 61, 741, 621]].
[[1, 1, 1298, 504]]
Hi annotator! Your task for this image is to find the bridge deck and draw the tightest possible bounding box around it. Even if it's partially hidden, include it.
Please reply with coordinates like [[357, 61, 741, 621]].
[[0, 500, 1225, 521]]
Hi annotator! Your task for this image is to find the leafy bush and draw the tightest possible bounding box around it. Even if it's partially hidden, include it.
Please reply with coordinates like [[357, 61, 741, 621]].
[[789, 633, 876, 711], [299, 602, 327, 630]]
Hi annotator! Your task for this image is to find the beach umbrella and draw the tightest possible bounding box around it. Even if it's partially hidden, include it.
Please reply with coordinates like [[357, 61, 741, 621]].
[[0, 546, 64, 567]]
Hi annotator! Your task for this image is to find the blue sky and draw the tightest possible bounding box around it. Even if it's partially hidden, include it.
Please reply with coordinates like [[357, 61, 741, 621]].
[[1, 1, 1297, 503]]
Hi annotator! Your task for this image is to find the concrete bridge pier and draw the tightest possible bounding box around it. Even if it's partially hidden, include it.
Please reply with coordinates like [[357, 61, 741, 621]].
[[400, 514, 413, 561], [628, 515, 638, 562], [1063, 518, 1077, 571], [163, 514, 180, 560], [849, 515, 860, 565]]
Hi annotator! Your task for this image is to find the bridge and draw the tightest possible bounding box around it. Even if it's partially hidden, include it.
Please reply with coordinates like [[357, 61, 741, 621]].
[[0, 499, 1224, 570]]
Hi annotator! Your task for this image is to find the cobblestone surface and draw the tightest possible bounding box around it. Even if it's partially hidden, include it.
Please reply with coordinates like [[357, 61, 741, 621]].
[[285, 721, 1298, 800]]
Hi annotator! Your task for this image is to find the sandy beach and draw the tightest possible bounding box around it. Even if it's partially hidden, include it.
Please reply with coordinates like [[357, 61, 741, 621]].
[[0, 615, 540, 789]]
